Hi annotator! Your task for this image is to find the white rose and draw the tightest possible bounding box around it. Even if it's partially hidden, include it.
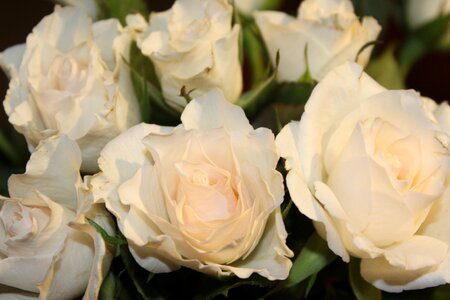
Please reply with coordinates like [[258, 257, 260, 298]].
[[55, 0, 98, 19], [254, 0, 381, 82], [90, 89, 293, 280], [130, 0, 242, 109], [0, 136, 114, 299], [0, 6, 141, 173], [407, 0, 450, 29], [277, 62, 450, 292]]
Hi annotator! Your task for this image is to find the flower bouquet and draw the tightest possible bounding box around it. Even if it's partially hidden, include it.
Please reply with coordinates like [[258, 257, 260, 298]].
[[0, 0, 448, 299]]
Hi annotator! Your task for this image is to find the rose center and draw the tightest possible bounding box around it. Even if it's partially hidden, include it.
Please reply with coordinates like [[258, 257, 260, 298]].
[[364, 118, 420, 191], [176, 161, 237, 223], [192, 170, 210, 186], [48, 55, 86, 92], [0, 201, 37, 241]]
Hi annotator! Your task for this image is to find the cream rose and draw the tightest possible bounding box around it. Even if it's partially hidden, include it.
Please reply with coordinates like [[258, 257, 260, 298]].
[[130, 0, 242, 109], [407, 0, 450, 29], [254, 0, 381, 82], [0, 6, 140, 172], [90, 89, 292, 280], [0, 136, 114, 299], [277, 62, 450, 292]]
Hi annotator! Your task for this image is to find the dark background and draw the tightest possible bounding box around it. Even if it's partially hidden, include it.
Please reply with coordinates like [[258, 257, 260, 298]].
[[0, 0, 448, 129]]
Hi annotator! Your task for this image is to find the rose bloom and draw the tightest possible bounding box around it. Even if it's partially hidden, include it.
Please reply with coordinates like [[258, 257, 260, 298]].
[[0, 136, 114, 299], [254, 0, 381, 82], [90, 89, 293, 280], [129, 0, 242, 109], [0, 6, 140, 173], [277, 62, 450, 292]]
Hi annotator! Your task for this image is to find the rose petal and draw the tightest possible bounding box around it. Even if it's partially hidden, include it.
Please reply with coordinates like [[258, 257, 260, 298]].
[[225, 209, 293, 280], [0, 44, 26, 77], [298, 62, 385, 184], [361, 236, 449, 292], [8, 135, 81, 211], [181, 89, 253, 133], [38, 229, 94, 299], [96, 123, 172, 185], [0, 256, 53, 293], [254, 11, 307, 82]]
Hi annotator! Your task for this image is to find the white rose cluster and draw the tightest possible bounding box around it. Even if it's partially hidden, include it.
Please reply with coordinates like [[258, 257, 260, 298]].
[[0, 6, 141, 172], [255, 0, 381, 82], [90, 89, 293, 280], [277, 62, 450, 292], [2, 0, 449, 296]]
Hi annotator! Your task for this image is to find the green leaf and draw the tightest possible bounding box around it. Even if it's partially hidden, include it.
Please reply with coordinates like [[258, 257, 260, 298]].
[[349, 259, 381, 300], [284, 232, 337, 288], [282, 199, 293, 220], [305, 272, 317, 297], [235, 66, 277, 119], [97, 0, 147, 25], [275, 82, 314, 105], [87, 218, 126, 247], [366, 45, 405, 89], [415, 13, 450, 47], [194, 275, 271, 300], [298, 45, 315, 85], [241, 19, 270, 87], [126, 42, 181, 125]]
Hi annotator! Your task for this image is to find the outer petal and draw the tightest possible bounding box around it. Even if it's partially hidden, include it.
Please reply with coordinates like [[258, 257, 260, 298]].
[[276, 121, 349, 261], [0, 256, 53, 293], [359, 181, 450, 291], [0, 44, 26, 77], [181, 89, 253, 133], [96, 123, 172, 186], [434, 101, 450, 134], [225, 209, 293, 280], [91, 123, 173, 224], [8, 135, 82, 211], [38, 230, 94, 300], [28, 6, 92, 52]]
